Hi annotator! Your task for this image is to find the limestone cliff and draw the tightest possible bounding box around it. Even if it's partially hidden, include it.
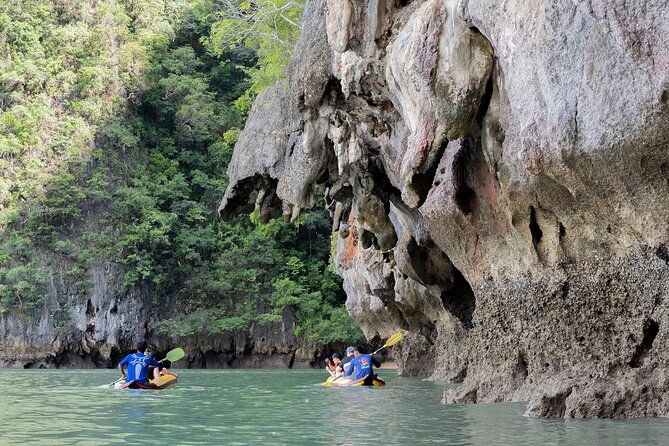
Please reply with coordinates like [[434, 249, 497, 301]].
[[0, 261, 318, 369], [220, 0, 669, 417]]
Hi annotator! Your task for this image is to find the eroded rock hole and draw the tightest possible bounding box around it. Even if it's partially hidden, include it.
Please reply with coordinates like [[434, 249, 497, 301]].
[[661, 163, 669, 189], [405, 237, 477, 328], [453, 144, 477, 216], [529, 206, 543, 248], [110, 346, 126, 365], [655, 244, 669, 265], [452, 366, 467, 383], [407, 238, 444, 286], [474, 71, 495, 123], [559, 223, 566, 241], [368, 156, 402, 199], [513, 351, 529, 382], [440, 267, 476, 329], [411, 141, 448, 207], [539, 387, 573, 418], [360, 230, 378, 250], [455, 184, 476, 215], [219, 174, 280, 220], [86, 299, 96, 331], [628, 319, 659, 368]]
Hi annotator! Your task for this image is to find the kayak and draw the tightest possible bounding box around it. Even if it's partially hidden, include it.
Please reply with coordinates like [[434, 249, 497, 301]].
[[113, 374, 178, 390], [320, 375, 385, 387]]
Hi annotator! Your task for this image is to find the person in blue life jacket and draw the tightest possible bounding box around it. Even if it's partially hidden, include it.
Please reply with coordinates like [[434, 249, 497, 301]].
[[342, 346, 381, 386], [118, 341, 161, 386], [335, 346, 356, 376]]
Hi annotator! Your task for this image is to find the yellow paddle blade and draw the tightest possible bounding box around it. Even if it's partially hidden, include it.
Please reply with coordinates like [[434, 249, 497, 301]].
[[383, 331, 404, 348]]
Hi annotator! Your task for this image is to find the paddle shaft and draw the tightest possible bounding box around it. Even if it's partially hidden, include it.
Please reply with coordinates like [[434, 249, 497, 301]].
[[372, 345, 388, 355], [372, 331, 404, 355], [109, 377, 124, 386]]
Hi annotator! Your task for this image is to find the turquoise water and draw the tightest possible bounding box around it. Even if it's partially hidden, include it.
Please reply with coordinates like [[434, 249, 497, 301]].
[[0, 369, 668, 445]]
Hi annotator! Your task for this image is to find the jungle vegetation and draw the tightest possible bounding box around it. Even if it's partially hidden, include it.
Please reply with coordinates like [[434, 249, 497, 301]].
[[0, 0, 363, 346]]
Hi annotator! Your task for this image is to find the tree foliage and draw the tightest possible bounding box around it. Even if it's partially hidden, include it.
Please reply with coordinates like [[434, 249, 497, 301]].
[[207, 0, 304, 113], [0, 0, 363, 347]]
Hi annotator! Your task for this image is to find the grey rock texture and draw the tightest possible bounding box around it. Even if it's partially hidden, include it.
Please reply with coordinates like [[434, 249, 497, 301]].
[[0, 260, 318, 369], [220, 0, 669, 417]]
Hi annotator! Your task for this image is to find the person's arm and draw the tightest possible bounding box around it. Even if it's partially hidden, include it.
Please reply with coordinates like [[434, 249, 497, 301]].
[[343, 360, 356, 379], [162, 368, 177, 377], [372, 357, 381, 368], [118, 356, 128, 379]]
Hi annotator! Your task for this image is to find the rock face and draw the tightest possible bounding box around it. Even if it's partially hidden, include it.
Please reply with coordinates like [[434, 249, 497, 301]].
[[220, 0, 669, 417], [0, 261, 317, 369]]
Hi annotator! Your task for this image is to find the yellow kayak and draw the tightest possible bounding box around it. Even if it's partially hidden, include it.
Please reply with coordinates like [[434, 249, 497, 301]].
[[149, 373, 178, 389], [113, 373, 178, 390], [320, 375, 385, 387]]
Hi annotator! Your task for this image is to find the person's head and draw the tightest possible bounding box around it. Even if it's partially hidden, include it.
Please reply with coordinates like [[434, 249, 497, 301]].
[[345, 346, 355, 356], [331, 353, 341, 364], [161, 359, 172, 370], [353, 346, 364, 356], [136, 340, 147, 353]]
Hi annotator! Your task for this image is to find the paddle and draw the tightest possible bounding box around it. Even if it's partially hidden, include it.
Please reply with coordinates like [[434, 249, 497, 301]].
[[162, 347, 185, 363], [108, 377, 125, 387], [372, 331, 404, 355]]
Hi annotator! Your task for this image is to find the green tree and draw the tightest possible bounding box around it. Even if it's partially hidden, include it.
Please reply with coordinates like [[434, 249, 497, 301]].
[[207, 0, 304, 113]]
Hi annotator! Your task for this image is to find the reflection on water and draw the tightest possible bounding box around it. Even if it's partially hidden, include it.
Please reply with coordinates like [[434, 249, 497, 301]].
[[0, 369, 668, 445]]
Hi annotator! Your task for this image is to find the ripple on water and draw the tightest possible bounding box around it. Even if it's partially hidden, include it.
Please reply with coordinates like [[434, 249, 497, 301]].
[[1, 369, 669, 445]]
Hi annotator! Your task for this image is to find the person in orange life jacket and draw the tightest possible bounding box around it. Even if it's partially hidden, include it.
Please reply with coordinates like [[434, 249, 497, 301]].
[[342, 346, 381, 386], [324, 353, 341, 376], [144, 349, 177, 381], [156, 359, 178, 379], [118, 341, 161, 385], [148, 352, 178, 381], [335, 346, 356, 376], [142, 347, 179, 382]]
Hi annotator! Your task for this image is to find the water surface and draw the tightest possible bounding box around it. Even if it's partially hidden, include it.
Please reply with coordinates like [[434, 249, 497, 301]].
[[0, 369, 667, 445]]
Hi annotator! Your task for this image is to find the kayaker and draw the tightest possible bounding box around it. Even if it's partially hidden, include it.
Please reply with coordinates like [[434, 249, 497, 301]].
[[146, 349, 159, 380], [156, 359, 178, 379], [324, 353, 341, 376], [335, 346, 356, 376], [118, 341, 161, 387], [342, 346, 381, 386]]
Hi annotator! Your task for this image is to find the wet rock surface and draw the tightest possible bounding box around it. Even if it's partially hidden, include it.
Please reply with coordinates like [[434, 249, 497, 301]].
[[220, 0, 669, 417]]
